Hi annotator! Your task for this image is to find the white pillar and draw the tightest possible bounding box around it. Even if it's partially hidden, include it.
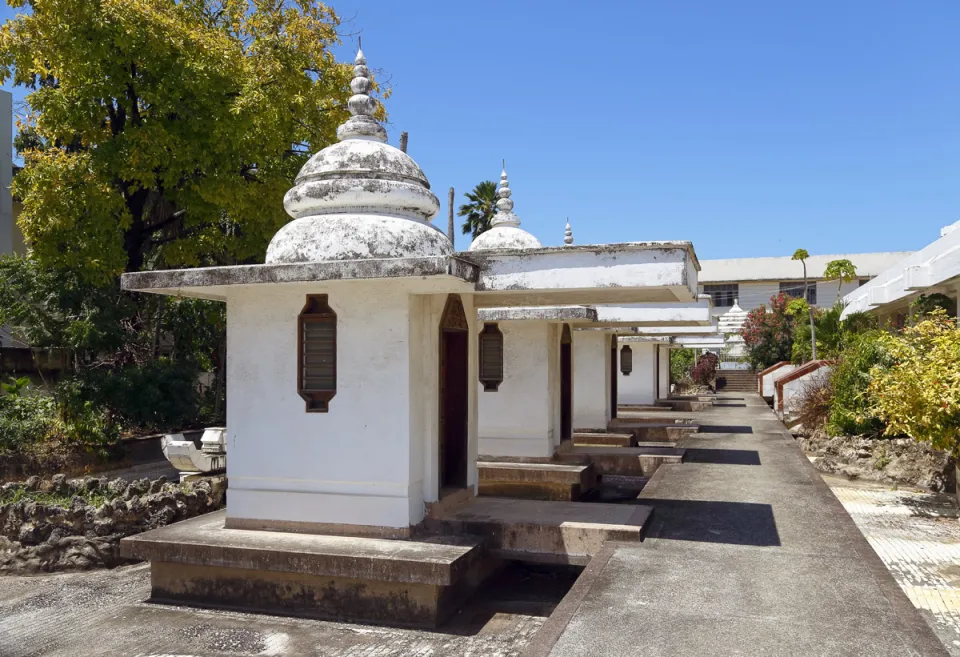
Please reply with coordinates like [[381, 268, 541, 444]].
[[657, 344, 671, 399], [478, 322, 559, 459], [573, 331, 611, 430], [618, 342, 657, 405]]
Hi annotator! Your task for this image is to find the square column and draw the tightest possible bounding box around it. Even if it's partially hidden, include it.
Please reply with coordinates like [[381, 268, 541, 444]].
[[225, 281, 477, 533], [477, 322, 561, 459], [573, 331, 612, 430], [657, 344, 671, 399], [618, 341, 658, 405]]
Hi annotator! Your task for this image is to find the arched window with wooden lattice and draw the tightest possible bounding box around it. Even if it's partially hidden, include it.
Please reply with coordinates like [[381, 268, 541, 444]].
[[478, 323, 504, 392]]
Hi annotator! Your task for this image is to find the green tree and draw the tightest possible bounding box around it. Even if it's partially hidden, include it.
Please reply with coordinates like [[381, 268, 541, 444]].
[[823, 259, 857, 297], [792, 248, 817, 361], [0, 0, 357, 283], [459, 181, 498, 240]]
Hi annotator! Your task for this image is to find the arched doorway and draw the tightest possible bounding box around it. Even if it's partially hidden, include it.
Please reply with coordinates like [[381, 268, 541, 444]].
[[560, 324, 573, 441], [610, 335, 618, 419], [438, 294, 469, 492]]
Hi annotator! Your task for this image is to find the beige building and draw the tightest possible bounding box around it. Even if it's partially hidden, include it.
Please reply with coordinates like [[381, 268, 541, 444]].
[[698, 251, 913, 318]]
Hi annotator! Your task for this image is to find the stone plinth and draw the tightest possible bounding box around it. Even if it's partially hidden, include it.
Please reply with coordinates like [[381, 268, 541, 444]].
[[120, 511, 496, 628], [572, 431, 636, 447], [477, 461, 596, 501], [557, 446, 686, 477], [656, 398, 713, 412], [425, 497, 652, 566], [609, 421, 700, 443]]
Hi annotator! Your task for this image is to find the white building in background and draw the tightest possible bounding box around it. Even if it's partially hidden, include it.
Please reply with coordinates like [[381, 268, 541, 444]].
[[697, 251, 913, 319], [842, 220, 960, 325]]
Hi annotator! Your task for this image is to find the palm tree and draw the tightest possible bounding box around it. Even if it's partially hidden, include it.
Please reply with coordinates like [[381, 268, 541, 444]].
[[792, 248, 817, 361], [823, 259, 858, 297], [459, 181, 498, 239]]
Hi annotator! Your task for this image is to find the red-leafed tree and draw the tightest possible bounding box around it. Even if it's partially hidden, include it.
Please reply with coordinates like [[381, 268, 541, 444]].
[[741, 292, 797, 369]]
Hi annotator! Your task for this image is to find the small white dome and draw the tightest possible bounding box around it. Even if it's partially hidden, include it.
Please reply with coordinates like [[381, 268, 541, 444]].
[[469, 225, 542, 251], [266, 48, 449, 264], [467, 166, 542, 252]]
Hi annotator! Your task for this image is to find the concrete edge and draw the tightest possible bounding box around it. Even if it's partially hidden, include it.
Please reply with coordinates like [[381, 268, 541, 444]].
[[520, 542, 618, 657]]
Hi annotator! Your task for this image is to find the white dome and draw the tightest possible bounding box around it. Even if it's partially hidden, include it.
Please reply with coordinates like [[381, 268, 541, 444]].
[[718, 299, 748, 333], [469, 226, 542, 251], [467, 167, 542, 252], [266, 49, 449, 264]]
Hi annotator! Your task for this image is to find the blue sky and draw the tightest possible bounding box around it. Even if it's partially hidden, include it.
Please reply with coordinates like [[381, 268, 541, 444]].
[[2, 1, 959, 257]]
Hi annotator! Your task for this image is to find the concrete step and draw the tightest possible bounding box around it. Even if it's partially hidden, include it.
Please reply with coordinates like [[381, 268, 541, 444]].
[[572, 431, 635, 447], [426, 497, 652, 565], [121, 510, 496, 628], [558, 445, 685, 477], [478, 461, 597, 501], [656, 398, 713, 412]]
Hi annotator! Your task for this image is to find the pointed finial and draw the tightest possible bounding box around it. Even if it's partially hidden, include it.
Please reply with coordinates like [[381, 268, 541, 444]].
[[564, 218, 573, 246], [492, 163, 519, 227], [337, 42, 387, 142]]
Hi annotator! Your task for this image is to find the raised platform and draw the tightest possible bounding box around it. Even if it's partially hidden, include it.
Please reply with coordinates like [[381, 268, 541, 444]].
[[655, 398, 713, 411], [425, 497, 652, 565], [608, 421, 700, 442], [477, 461, 597, 501], [571, 431, 636, 447], [120, 511, 496, 628], [557, 445, 686, 477]]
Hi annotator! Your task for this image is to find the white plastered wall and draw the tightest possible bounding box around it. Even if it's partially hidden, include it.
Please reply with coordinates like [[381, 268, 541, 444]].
[[657, 345, 670, 399], [225, 280, 476, 530], [618, 342, 657, 405], [573, 331, 611, 430], [478, 322, 558, 459]]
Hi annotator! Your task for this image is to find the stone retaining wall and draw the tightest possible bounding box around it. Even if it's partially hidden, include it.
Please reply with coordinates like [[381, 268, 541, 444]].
[[0, 474, 225, 573]]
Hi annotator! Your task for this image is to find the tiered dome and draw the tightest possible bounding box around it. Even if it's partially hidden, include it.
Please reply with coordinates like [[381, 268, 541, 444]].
[[266, 47, 449, 264], [564, 219, 574, 246], [468, 167, 542, 251], [718, 299, 748, 334]]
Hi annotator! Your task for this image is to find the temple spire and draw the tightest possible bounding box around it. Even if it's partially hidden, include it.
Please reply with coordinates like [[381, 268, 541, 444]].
[[564, 218, 573, 246], [492, 164, 520, 227], [337, 46, 387, 142]]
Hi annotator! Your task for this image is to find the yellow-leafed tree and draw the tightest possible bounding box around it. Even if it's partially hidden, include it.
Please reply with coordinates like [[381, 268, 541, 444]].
[[0, 0, 361, 283], [870, 309, 960, 458]]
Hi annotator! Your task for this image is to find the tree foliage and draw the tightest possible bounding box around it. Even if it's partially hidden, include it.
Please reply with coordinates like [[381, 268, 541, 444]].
[[792, 301, 877, 363], [741, 292, 796, 369], [459, 180, 498, 240], [1, 0, 355, 283], [823, 258, 857, 295], [870, 309, 960, 456], [827, 330, 890, 436]]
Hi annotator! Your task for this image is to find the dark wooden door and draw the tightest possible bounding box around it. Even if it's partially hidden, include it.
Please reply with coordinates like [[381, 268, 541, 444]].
[[439, 295, 469, 491], [610, 336, 618, 419], [560, 324, 572, 441]]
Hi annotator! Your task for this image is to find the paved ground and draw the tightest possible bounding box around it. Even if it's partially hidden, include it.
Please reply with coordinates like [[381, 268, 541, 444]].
[[526, 393, 953, 657], [1, 393, 954, 657], [0, 561, 574, 657], [825, 475, 960, 656]]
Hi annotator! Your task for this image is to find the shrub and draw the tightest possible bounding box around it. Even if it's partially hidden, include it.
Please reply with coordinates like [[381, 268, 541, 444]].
[[827, 330, 890, 436], [0, 394, 60, 452], [691, 352, 719, 386], [742, 293, 796, 369], [670, 348, 695, 386], [794, 376, 834, 431], [59, 359, 201, 435], [870, 309, 960, 457], [793, 302, 878, 364]]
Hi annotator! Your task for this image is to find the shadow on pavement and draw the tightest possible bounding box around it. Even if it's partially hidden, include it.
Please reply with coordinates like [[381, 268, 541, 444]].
[[682, 449, 761, 465], [644, 499, 781, 546], [697, 425, 754, 434]]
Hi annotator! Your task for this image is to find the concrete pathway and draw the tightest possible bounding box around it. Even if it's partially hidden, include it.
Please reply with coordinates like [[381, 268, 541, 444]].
[[825, 475, 960, 656], [525, 393, 952, 657]]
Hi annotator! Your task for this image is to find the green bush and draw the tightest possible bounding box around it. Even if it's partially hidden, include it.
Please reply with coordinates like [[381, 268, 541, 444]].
[[60, 359, 201, 435], [827, 330, 890, 436], [670, 348, 695, 385], [0, 394, 60, 452]]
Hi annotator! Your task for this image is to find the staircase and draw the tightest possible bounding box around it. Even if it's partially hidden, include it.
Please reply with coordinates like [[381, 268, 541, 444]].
[[716, 370, 758, 392]]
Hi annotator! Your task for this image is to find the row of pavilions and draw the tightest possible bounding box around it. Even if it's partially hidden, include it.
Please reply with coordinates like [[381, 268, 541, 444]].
[[120, 48, 730, 628]]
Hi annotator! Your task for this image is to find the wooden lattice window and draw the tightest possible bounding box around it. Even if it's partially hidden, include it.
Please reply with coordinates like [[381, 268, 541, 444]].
[[620, 344, 633, 376], [478, 323, 504, 392], [298, 295, 337, 412]]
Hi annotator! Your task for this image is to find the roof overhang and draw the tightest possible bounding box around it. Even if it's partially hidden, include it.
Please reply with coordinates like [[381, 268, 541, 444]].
[[477, 305, 597, 323], [591, 298, 714, 327], [463, 242, 699, 307]]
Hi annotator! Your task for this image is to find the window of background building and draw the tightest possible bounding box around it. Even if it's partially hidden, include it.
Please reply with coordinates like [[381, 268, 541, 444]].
[[779, 281, 817, 305], [703, 283, 739, 307]]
